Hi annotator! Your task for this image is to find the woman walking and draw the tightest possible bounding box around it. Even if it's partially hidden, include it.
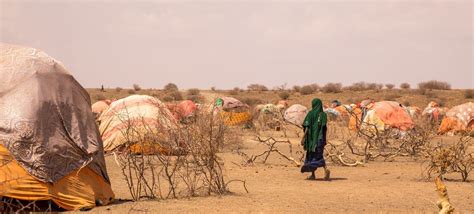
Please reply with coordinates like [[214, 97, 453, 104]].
[[301, 98, 330, 180]]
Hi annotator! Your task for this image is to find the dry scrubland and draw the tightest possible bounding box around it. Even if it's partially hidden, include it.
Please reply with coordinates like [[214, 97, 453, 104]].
[[88, 88, 473, 109], [84, 88, 474, 213]]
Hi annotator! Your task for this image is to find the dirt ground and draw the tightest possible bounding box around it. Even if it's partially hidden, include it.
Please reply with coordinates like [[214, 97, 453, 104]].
[[82, 89, 474, 213], [86, 133, 474, 213]]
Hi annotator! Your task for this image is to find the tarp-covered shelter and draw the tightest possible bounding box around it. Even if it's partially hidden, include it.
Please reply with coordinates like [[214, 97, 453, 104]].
[[215, 97, 251, 126], [283, 104, 308, 126], [0, 44, 114, 211], [92, 100, 111, 119], [99, 95, 178, 154], [167, 100, 197, 121], [351, 101, 414, 132], [438, 102, 474, 134]]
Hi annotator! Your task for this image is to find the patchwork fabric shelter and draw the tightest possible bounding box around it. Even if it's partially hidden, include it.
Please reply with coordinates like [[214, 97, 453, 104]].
[[365, 101, 414, 131], [92, 100, 111, 119], [168, 100, 197, 121], [358, 101, 414, 132], [99, 95, 178, 154], [438, 102, 474, 134], [283, 104, 309, 126], [261, 104, 280, 114], [0, 44, 114, 210], [215, 97, 251, 126]]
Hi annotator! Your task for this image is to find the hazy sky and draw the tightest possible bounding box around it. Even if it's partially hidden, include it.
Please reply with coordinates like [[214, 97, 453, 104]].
[[1, 0, 473, 89]]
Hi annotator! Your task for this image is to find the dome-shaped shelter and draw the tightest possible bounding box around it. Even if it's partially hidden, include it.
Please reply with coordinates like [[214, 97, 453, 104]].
[[438, 102, 474, 134], [352, 101, 414, 132], [0, 44, 114, 211], [284, 104, 309, 126], [215, 97, 251, 126], [99, 95, 178, 154]]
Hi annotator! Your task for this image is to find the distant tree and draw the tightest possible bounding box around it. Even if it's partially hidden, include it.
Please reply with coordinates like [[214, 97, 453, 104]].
[[187, 88, 200, 96], [293, 85, 301, 92], [279, 91, 290, 100], [164, 83, 179, 91], [385, 84, 395, 89], [300, 85, 315, 95], [133, 84, 141, 91], [465, 89, 474, 99], [321, 83, 342, 93], [247, 84, 268, 92], [418, 80, 451, 90], [400, 83, 411, 89]]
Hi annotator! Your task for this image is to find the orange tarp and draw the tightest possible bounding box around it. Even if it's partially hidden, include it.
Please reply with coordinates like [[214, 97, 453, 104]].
[[0, 145, 114, 211]]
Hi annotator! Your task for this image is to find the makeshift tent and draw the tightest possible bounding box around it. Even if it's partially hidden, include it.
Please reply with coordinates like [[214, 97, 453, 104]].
[[0, 44, 114, 211], [167, 100, 197, 121], [405, 106, 421, 118], [98, 95, 178, 154], [352, 101, 414, 132], [326, 105, 351, 120], [422, 101, 447, 122], [261, 104, 280, 114], [92, 100, 111, 119], [284, 104, 309, 126], [349, 107, 363, 131], [215, 97, 251, 126], [438, 102, 474, 134]]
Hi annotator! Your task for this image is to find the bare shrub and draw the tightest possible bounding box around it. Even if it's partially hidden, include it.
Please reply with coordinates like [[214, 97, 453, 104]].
[[424, 135, 473, 182], [292, 85, 301, 92], [187, 95, 203, 103], [133, 84, 142, 91], [128, 89, 136, 94], [247, 84, 268, 92], [116, 87, 123, 92], [229, 88, 239, 95], [345, 82, 381, 91], [116, 109, 247, 201], [279, 91, 290, 100], [165, 91, 183, 101], [211, 87, 216, 91], [187, 88, 200, 96], [300, 85, 314, 95], [164, 83, 179, 92], [418, 80, 451, 90], [385, 84, 395, 89], [400, 82, 411, 89], [321, 83, 342, 93], [237, 137, 300, 166], [464, 89, 474, 99], [162, 95, 174, 102]]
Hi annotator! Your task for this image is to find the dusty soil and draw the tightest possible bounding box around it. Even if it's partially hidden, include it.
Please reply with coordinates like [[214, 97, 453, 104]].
[[86, 133, 474, 213], [82, 89, 474, 213]]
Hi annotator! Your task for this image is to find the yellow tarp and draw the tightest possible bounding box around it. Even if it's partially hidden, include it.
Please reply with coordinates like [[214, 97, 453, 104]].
[[220, 111, 252, 126], [0, 145, 114, 211]]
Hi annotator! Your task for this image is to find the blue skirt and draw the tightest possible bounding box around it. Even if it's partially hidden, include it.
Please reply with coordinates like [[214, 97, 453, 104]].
[[301, 140, 326, 173]]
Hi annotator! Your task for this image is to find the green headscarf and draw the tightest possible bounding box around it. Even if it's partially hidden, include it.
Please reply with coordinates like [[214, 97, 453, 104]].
[[302, 98, 327, 152]]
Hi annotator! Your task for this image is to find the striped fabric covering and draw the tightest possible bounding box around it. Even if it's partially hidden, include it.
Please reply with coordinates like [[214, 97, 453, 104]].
[[98, 95, 177, 152]]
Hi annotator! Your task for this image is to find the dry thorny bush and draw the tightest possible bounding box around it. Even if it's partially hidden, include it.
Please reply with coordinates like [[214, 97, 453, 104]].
[[114, 107, 247, 201], [423, 134, 473, 182]]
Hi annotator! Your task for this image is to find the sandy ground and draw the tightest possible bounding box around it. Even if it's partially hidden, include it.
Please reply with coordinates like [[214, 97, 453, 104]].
[[85, 133, 474, 214]]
